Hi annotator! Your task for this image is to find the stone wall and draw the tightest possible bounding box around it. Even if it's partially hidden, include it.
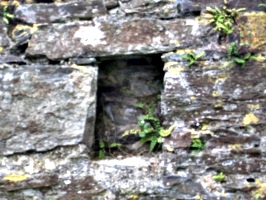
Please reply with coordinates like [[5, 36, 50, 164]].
[[0, 0, 266, 199]]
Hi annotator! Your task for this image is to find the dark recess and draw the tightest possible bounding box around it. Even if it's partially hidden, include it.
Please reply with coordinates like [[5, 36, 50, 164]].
[[93, 53, 165, 156], [246, 178, 255, 182]]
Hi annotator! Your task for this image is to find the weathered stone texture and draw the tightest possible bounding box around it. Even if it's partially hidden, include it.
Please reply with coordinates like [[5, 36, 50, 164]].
[[24, 5, 266, 61], [0, 55, 26, 64], [104, 0, 118, 9], [112, 0, 264, 18], [0, 21, 10, 48], [0, 173, 59, 192], [0, 64, 97, 155], [237, 12, 266, 51], [161, 52, 266, 174], [15, 1, 107, 24], [178, 0, 265, 12], [26, 18, 211, 60], [161, 58, 266, 127], [0, 0, 266, 199], [0, 145, 104, 199]]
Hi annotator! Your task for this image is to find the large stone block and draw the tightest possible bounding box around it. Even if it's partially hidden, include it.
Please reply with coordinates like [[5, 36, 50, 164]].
[[14, 1, 107, 24], [106, 0, 264, 19], [0, 144, 104, 199], [26, 18, 212, 60], [161, 52, 266, 151], [0, 64, 97, 155]]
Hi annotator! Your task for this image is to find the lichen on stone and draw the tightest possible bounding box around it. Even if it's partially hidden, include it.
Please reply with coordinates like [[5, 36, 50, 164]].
[[74, 23, 107, 46]]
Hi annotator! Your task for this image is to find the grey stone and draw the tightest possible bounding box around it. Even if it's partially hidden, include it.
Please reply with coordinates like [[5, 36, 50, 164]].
[[15, 1, 107, 24], [117, 0, 263, 20], [161, 56, 266, 131], [0, 0, 266, 199], [26, 18, 210, 60], [0, 64, 97, 155], [0, 145, 105, 199], [210, 158, 266, 174], [69, 57, 97, 65], [0, 55, 26, 64], [0, 173, 59, 192], [0, 20, 10, 48], [261, 136, 266, 152], [105, 0, 119, 9]]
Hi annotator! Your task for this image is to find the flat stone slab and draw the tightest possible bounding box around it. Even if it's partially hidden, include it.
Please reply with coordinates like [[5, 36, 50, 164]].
[[0, 64, 97, 155], [15, 1, 107, 24], [26, 18, 210, 60]]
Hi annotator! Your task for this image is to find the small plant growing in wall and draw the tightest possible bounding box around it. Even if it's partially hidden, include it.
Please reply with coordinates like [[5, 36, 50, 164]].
[[213, 172, 226, 182], [190, 138, 205, 153], [1, 6, 14, 24], [227, 42, 257, 68], [181, 51, 205, 67], [97, 139, 122, 159], [98, 139, 106, 159], [205, 2, 245, 35], [123, 103, 174, 152]]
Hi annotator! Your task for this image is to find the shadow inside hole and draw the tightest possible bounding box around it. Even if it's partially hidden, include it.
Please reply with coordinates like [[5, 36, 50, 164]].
[[93, 53, 165, 156], [246, 178, 255, 182]]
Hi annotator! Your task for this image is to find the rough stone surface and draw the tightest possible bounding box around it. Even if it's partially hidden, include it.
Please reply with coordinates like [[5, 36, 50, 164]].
[[25, 18, 212, 60], [14, 1, 107, 24], [0, 0, 266, 199], [0, 55, 26, 64], [121, 0, 265, 17], [104, 0, 118, 9], [161, 54, 266, 145], [0, 21, 10, 48], [0, 64, 97, 155], [0, 145, 105, 199], [2, 150, 265, 199], [161, 58, 266, 125]]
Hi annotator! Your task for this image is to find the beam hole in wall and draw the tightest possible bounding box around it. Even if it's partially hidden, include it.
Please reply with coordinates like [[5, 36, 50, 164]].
[[94, 54, 165, 157], [246, 178, 255, 183]]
